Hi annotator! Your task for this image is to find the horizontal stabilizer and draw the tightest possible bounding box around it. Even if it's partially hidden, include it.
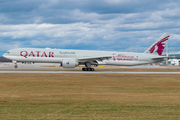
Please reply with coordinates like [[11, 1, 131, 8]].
[[151, 56, 169, 60]]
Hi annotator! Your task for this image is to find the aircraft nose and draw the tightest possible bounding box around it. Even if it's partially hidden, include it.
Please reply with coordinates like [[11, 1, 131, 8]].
[[3, 53, 7, 58]]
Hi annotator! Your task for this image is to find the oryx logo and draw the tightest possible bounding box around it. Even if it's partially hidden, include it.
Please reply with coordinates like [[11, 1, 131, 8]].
[[149, 35, 170, 56], [66, 62, 70, 65]]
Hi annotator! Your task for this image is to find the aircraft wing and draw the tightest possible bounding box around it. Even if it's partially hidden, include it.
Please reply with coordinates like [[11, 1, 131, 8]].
[[78, 55, 112, 62]]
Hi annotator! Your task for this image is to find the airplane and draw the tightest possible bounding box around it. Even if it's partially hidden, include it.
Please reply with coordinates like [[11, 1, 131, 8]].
[[3, 33, 170, 71]]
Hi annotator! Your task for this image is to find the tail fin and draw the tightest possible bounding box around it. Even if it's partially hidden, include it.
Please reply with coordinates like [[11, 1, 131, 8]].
[[144, 33, 170, 56]]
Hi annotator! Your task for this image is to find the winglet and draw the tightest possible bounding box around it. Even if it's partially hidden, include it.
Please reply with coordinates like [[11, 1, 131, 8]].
[[144, 33, 170, 56]]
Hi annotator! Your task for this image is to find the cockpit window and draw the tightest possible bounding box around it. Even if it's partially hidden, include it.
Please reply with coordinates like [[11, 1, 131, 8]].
[[7, 51, 10, 54]]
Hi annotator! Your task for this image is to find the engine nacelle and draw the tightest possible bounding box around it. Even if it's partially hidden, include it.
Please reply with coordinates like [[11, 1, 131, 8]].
[[62, 58, 78, 68]]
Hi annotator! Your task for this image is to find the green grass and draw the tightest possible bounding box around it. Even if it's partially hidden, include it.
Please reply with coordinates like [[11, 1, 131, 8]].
[[0, 73, 180, 119]]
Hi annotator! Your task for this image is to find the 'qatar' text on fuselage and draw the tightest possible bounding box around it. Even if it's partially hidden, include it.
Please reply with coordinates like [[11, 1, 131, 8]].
[[20, 51, 54, 58]]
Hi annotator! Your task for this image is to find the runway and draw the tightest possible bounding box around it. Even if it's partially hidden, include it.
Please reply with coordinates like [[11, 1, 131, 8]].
[[1, 62, 180, 74], [0, 70, 180, 74]]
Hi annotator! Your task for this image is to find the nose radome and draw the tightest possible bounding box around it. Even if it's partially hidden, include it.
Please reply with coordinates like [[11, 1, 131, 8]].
[[3, 53, 7, 58]]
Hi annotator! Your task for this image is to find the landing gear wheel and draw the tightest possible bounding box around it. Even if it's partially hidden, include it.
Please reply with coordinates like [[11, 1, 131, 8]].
[[82, 68, 95, 71], [14, 65, 18, 68], [82, 68, 87, 71]]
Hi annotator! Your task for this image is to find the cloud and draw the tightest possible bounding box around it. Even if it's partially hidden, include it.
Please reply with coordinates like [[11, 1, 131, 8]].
[[0, 0, 180, 56], [0, 0, 179, 24]]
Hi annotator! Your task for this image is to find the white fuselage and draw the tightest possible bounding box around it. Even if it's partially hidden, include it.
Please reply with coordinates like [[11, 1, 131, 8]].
[[3, 48, 163, 66]]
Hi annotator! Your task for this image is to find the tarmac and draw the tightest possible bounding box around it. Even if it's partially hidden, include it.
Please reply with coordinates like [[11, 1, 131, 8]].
[[0, 62, 167, 69], [0, 62, 180, 74]]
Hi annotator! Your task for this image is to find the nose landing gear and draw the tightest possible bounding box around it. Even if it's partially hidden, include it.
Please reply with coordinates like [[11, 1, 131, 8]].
[[14, 64, 18, 68], [13, 60, 18, 68]]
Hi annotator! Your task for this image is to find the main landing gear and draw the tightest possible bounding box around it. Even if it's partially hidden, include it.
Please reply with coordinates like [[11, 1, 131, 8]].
[[82, 62, 95, 71], [82, 68, 94, 71]]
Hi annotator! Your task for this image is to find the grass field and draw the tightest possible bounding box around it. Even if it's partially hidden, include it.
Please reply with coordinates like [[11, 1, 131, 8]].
[[0, 73, 180, 119]]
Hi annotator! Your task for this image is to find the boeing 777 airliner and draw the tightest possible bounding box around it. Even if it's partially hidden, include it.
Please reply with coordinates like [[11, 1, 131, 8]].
[[3, 33, 170, 71]]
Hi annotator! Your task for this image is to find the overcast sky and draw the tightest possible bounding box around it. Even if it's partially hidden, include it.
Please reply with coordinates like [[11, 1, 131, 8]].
[[0, 0, 180, 56]]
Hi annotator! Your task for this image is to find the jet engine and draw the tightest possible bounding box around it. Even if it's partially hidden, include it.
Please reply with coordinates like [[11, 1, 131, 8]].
[[62, 58, 78, 68]]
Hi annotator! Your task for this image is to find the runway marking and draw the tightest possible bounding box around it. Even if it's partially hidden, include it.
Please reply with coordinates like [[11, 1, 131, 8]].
[[0, 71, 180, 74]]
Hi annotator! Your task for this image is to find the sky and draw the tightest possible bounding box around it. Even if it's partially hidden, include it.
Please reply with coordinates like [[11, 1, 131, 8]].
[[0, 0, 180, 56]]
